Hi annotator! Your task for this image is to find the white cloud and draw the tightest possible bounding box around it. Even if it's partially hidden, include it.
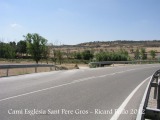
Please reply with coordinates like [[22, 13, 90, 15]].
[[10, 23, 22, 28]]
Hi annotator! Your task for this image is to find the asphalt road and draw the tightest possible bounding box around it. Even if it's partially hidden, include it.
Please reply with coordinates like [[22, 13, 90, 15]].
[[0, 64, 160, 120]]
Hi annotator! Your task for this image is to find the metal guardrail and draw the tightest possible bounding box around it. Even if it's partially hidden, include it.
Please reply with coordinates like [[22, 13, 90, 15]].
[[89, 60, 159, 67], [136, 70, 160, 120], [0, 64, 60, 77]]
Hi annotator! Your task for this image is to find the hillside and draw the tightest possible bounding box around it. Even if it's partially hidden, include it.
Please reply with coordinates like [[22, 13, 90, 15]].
[[77, 40, 160, 47], [55, 40, 160, 54]]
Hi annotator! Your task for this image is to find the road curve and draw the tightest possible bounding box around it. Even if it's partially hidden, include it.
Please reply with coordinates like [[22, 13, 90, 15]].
[[0, 64, 159, 120]]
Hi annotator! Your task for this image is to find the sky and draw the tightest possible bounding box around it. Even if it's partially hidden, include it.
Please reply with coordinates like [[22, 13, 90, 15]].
[[0, 0, 160, 45]]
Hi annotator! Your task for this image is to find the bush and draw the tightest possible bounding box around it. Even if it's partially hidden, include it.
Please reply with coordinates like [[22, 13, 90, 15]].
[[95, 51, 128, 61], [81, 50, 94, 60], [74, 52, 82, 59]]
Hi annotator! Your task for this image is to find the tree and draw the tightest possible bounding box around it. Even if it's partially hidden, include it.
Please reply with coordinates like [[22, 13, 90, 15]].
[[119, 49, 128, 57], [24, 33, 48, 64], [130, 49, 133, 53], [0, 41, 16, 59], [56, 50, 63, 65], [140, 48, 147, 60], [51, 49, 57, 64], [9, 41, 16, 48], [16, 40, 27, 56], [0, 42, 6, 58], [66, 48, 71, 59], [134, 48, 140, 60], [74, 52, 82, 59], [5, 44, 16, 60], [81, 50, 93, 60], [43, 46, 50, 64], [150, 50, 156, 59]]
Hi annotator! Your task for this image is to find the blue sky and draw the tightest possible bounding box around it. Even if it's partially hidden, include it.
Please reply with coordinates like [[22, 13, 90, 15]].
[[0, 0, 160, 45]]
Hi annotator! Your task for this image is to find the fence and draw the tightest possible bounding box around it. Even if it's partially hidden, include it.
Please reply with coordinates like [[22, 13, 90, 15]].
[[0, 64, 59, 77], [136, 69, 160, 120], [89, 60, 159, 67]]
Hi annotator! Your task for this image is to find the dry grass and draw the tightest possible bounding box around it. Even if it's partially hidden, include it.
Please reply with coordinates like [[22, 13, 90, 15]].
[[58, 46, 160, 57], [0, 67, 53, 77], [146, 47, 160, 52]]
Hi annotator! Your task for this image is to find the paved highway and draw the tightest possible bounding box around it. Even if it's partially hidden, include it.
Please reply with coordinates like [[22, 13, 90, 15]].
[[0, 64, 160, 120]]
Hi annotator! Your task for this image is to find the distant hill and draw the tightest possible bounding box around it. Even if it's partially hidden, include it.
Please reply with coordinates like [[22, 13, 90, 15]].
[[76, 40, 160, 47], [52, 40, 160, 56]]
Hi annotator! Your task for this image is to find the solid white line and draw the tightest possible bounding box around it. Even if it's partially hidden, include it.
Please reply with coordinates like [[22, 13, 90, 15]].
[[136, 76, 153, 120], [110, 76, 151, 120]]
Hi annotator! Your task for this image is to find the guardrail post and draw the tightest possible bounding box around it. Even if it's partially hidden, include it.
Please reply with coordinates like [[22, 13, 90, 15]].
[[50, 67, 52, 71], [35, 65, 37, 73], [158, 81, 160, 109], [6, 68, 9, 77], [154, 76, 158, 99]]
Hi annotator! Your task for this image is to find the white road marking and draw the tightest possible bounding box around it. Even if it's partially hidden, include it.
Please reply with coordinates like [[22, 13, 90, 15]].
[[0, 77, 94, 102], [72, 76, 95, 83], [110, 76, 150, 120], [0, 65, 157, 102], [110, 73, 116, 75], [99, 75, 106, 77]]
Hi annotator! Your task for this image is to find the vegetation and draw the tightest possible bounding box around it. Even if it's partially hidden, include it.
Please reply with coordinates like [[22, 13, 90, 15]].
[[150, 50, 156, 59], [134, 48, 147, 60], [56, 50, 63, 64], [24, 33, 48, 64], [81, 50, 94, 60], [95, 50, 129, 61], [0, 38, 159, 64], [134, 48, 140, 60], [78, 40, 160, 47], [16, 40, 27, 56], [43, 46, 50, 64], [74, 52, 82, 59], [74, 50, 93, 60], [5, 43, 16, 60], [140, 48, 147, 60], [0, 41, 16, 60]]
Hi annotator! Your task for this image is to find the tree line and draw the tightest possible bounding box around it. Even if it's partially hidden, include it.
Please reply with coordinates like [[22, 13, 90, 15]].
[[0, 33, 48, 63], [134, 48, 156, 60], [0, 33, 157, 64]]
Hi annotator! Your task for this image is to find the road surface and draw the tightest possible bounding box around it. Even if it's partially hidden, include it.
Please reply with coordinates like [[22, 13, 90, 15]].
[[0, 64, 159, 120]]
